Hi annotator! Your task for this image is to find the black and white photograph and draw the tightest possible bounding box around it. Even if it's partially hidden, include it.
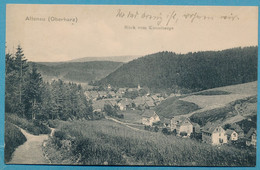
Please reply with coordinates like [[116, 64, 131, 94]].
[[4, 4, 258, 166]]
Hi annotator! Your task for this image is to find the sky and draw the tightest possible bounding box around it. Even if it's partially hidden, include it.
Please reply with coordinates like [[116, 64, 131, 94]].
[[6, 5, 258, 62]]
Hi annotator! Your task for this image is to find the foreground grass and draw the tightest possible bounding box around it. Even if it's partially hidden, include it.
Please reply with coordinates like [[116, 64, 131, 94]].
[[44, 119, 256, 166], [6, 114, 51, 135], [4, 122, 27, 162]]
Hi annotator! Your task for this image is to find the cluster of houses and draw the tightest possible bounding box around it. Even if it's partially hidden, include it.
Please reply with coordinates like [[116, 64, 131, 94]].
[[85, 85, 166, 112], [141, 110, 257, 148]]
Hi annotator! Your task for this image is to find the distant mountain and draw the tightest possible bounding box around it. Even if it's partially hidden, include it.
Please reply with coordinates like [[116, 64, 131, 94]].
[[66, 55, 141, 63], [30, 61, 123, 83], [97, 46, 257, 92]]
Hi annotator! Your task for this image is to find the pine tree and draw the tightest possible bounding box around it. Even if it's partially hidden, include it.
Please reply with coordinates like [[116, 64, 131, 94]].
[[24, 64, 44, 120], [14, 45, 29, 116]]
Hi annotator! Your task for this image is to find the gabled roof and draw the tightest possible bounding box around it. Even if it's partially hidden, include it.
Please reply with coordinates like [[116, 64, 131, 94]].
[[229, 124, 244, 133], [145, 100, 155, 107], [226, 129, 237, 136], [142, 110, 157, 118], [171, 116, 192, 126], [245, 128, 256, 139], [151, 95, 160, 101], [171, 116, 188, 123], [133, 97, 146, 106], [160, 117, 171, 124], [201, 123, 224, 134], [92, 100, 107, 110]]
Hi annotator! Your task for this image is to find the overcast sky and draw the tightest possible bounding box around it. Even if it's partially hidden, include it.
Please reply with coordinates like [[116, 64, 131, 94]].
[[6, 5, 258, 62]]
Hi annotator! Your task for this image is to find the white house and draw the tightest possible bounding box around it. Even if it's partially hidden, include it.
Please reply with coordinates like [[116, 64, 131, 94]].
[[226, 129, 238, 141], [142, 110, 160, 126], [170, 116, 193, 137], [201, 123, 228, 145]]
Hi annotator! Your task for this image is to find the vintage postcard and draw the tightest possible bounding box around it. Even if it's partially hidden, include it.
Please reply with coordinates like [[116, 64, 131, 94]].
[[3, 4, 258, 167]]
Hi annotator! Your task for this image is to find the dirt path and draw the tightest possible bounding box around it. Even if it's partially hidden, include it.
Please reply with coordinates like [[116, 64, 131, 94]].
[[9, 128, 54, 164], [105, 116, 145, 132], [221, 104, 245, 125]]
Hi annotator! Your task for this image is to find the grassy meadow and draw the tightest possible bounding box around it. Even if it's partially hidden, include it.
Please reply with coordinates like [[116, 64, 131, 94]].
[[44, 119, 256, 166]]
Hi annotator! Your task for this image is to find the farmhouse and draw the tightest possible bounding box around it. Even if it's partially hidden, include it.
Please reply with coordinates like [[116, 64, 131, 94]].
[[160, 117, 171, 128], [245, 128, 257, 148], [92, 100, 107, 112], [85, 91, 99, 100], [144, 100, 155, 109], [226, 129, 238, 141], [133, 97, 146, 110], [191, 122, 201, 134], [170, 116, 193, 137], [201, 123, 227, 145], [229, 123, 244, 138], [118, 98, 133, 111], [142, 110, 160, 126]]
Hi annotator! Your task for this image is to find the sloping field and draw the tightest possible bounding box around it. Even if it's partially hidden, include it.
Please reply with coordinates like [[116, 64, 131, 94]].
[[179, 94, 251, 109], [203, 81, 257, 95], [183, 81, 257, 126], [180, 81, 257, 111]]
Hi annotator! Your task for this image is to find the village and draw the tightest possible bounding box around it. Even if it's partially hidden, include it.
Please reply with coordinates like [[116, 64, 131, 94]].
[[84, 84, 257, 149]]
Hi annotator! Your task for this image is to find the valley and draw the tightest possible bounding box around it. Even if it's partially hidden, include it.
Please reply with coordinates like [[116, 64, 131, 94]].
[[5, 46, 257, 166]]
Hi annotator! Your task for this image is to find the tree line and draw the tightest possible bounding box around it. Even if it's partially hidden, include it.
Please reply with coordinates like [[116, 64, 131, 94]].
[[5, 45, 93, 121]]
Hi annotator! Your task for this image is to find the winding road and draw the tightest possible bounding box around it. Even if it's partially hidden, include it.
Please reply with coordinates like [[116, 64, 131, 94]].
[[9, 127, 54, 164]]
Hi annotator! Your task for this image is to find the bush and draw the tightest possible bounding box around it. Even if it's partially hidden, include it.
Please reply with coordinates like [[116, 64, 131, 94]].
[[4, 122, 27, 162], [48, 119, 60, 128], [162, 128, 171, 135], [116, 114, 124, 119], [6, 114, 51, 135], [180, 131, 187, 137], [154, 126, 159, 132]]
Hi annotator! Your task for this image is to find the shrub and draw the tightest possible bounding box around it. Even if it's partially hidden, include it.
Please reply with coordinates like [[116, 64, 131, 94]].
[[116, 114, 124, 119], [4, 122, 27, 162], [6, 114, 51, 135], [48, 119, 60, 128], [162, 128, 171, 135], [154, 126, 159, 132], [180, 132, 187, 137]]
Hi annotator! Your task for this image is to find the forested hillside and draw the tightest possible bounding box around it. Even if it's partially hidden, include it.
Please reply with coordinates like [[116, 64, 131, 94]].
[[31, 61, 122, 83], [5, 45, 94, 121], [98, 47, 257, 92]]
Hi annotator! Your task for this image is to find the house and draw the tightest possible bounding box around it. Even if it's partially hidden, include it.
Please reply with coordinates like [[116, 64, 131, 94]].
[[142, 110, 160, 126], [160, 117, 171, 128], [118, 98, 133, 111], [108, 91, 116, 98], [133, 97, 146, 110], [226, 129, 238, 141], [92, 100, 107, 112], [86, 91, 99, 100], [98, 91, 107, 98], [144, 100, 155, 109], [245, 128, 256, 148], [170, 116, 193, 137], [151, 95, 161, 105], [229, 123, 244, 138], [201, 123, 227, 145], [191, 122, 201, 134]]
